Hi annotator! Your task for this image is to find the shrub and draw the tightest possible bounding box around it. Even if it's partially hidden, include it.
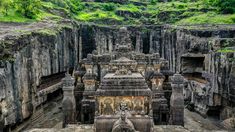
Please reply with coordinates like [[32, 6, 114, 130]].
[[218, 0, 235, 14], [102, 3, 116, 11], [0, 0, 13, 15], [69, 0, 84, 13], [202, 0, 235, 14], [15, 0, 42, 19], [150, 0, 157, 5]]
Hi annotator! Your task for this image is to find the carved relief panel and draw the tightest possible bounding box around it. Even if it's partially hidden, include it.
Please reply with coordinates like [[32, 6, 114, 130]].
[[83, 80, 96, 91], [136, 65, 146, 76], [97, 96, 149, 115]]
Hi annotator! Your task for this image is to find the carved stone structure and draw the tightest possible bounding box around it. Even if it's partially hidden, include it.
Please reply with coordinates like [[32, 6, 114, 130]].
[[62, 27, 185, 130], [62, 73, 76, 127], [169, 74, 184, 126], [151, 72, 169, 124], [111, 103, 137, 132], [94, 56, 154, 132]]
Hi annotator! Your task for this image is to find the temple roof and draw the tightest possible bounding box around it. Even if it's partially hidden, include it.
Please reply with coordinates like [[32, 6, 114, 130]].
[[113, 57, 136, 63], [104, 73, 142, 78], [96, 72, 151, 96], [111, 57, 137, 65]]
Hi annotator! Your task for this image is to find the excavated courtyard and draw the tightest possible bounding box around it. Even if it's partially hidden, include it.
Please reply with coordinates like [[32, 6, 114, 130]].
[[19, 96, 228, 132]]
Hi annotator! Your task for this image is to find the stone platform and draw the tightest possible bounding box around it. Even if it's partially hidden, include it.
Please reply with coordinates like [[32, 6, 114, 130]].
[[25, 125, 190, 132]]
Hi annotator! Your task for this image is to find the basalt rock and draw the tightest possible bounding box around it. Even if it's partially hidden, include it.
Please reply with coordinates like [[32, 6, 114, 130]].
[[0, 21, 80, 130], [161, 25, 235, 119]]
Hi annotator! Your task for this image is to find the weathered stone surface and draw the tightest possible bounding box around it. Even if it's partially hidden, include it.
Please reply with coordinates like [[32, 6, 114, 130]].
[[26, 125, 191, 132], [0, 21, 79, 129], [161, 25, 235, 120], [62, 73, 76, 127], [169, 74, 184, 126]]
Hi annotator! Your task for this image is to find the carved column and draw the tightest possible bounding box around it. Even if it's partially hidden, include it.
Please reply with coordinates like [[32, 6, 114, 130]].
[[169, 73, 184, 126], [151, 71, 169, 124], [81, 56, 97, 124], [62, 73, 76, 127], [74, 66, 86, 122]]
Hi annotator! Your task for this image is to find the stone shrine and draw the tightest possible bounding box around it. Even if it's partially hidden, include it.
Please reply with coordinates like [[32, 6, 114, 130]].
[[62, 27, 185, 131]]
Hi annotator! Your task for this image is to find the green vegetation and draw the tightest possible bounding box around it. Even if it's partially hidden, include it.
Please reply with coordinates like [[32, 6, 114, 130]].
[[202, 0, 235, 14], [0, 0, 234, 24], [0, 9, 32, 22], [217, 48, 235, 53], [15, 0, 41, 19], [177, 12, 235, 24], [117, 4, 142, 13], [76, 10, 123, 21], [0, 0, 13, 16]]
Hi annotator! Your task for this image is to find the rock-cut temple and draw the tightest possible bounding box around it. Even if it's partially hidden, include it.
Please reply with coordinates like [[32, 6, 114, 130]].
[[61, 27, 185, 132]]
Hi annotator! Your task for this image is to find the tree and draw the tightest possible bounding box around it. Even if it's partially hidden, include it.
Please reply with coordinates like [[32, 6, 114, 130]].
[[15, 0, 42, 18], [150, 0, 157, 5], [202, 0, 235, 14], [217, 0, 235, 14], [0, 0, 13, 15], [69, 0, 84, 13]]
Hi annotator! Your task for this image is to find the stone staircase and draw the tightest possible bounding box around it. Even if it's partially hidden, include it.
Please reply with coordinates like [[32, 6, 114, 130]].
[[30, 108, 45, 126]]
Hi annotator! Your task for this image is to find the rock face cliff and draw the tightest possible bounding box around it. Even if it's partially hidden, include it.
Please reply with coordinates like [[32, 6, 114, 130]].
[[161, 25, 235, 119], [79, 24, 162, 57], [0, 21, 234, 130], [0, 21, 80, 129]]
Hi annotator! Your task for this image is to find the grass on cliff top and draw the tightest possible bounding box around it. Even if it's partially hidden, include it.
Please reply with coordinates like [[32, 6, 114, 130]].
[[0, 9, 32, 22], [117, 4, 142, 13], [75, 1, 234, 25], [0, 0, 234, 25], [217, 48, 235, 53], [177, 12, 235, 24], [0, 8, 61, 23], [154, 1, 216, 11], [76, 10, 123, 21]]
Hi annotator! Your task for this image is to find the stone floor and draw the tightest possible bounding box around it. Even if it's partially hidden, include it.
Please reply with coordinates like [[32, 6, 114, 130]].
[[184, 109, 226, 131], [26, 125, 191, 132], [21, 97, 234, 132]]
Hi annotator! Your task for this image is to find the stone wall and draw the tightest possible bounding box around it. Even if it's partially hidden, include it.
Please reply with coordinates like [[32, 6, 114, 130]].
[[0, 22, 80, 129], [161, 25, 235, 118], [79, 25, 162, 56]]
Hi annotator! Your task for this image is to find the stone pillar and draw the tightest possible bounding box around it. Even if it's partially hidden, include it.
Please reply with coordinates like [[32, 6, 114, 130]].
[[81, 65, 96, 124], [169, 74, 184, 126], [74, 67, 86, 122], [151, 72, 169, 124], [100, 64, 109, 81], [62, 73, 76, 127], [136, 31, 142, 53]]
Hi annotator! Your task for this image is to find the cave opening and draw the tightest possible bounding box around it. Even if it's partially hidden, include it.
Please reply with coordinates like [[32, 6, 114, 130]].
[[181, 56, 205, 81], [161, 113, 167, 123], [46, 89, 63, 102], [38, 72, 66, 91], [142, 31, 150, 54], [81, 26, 96, 58], [207, 107, 221, 119], [84, 113, 90, 123]]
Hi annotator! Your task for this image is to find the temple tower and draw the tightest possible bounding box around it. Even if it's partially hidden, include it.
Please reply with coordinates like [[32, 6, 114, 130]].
[[169, 73, 184, 126], [61, 73, 76, 127], [114, 27, 133, 59]]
